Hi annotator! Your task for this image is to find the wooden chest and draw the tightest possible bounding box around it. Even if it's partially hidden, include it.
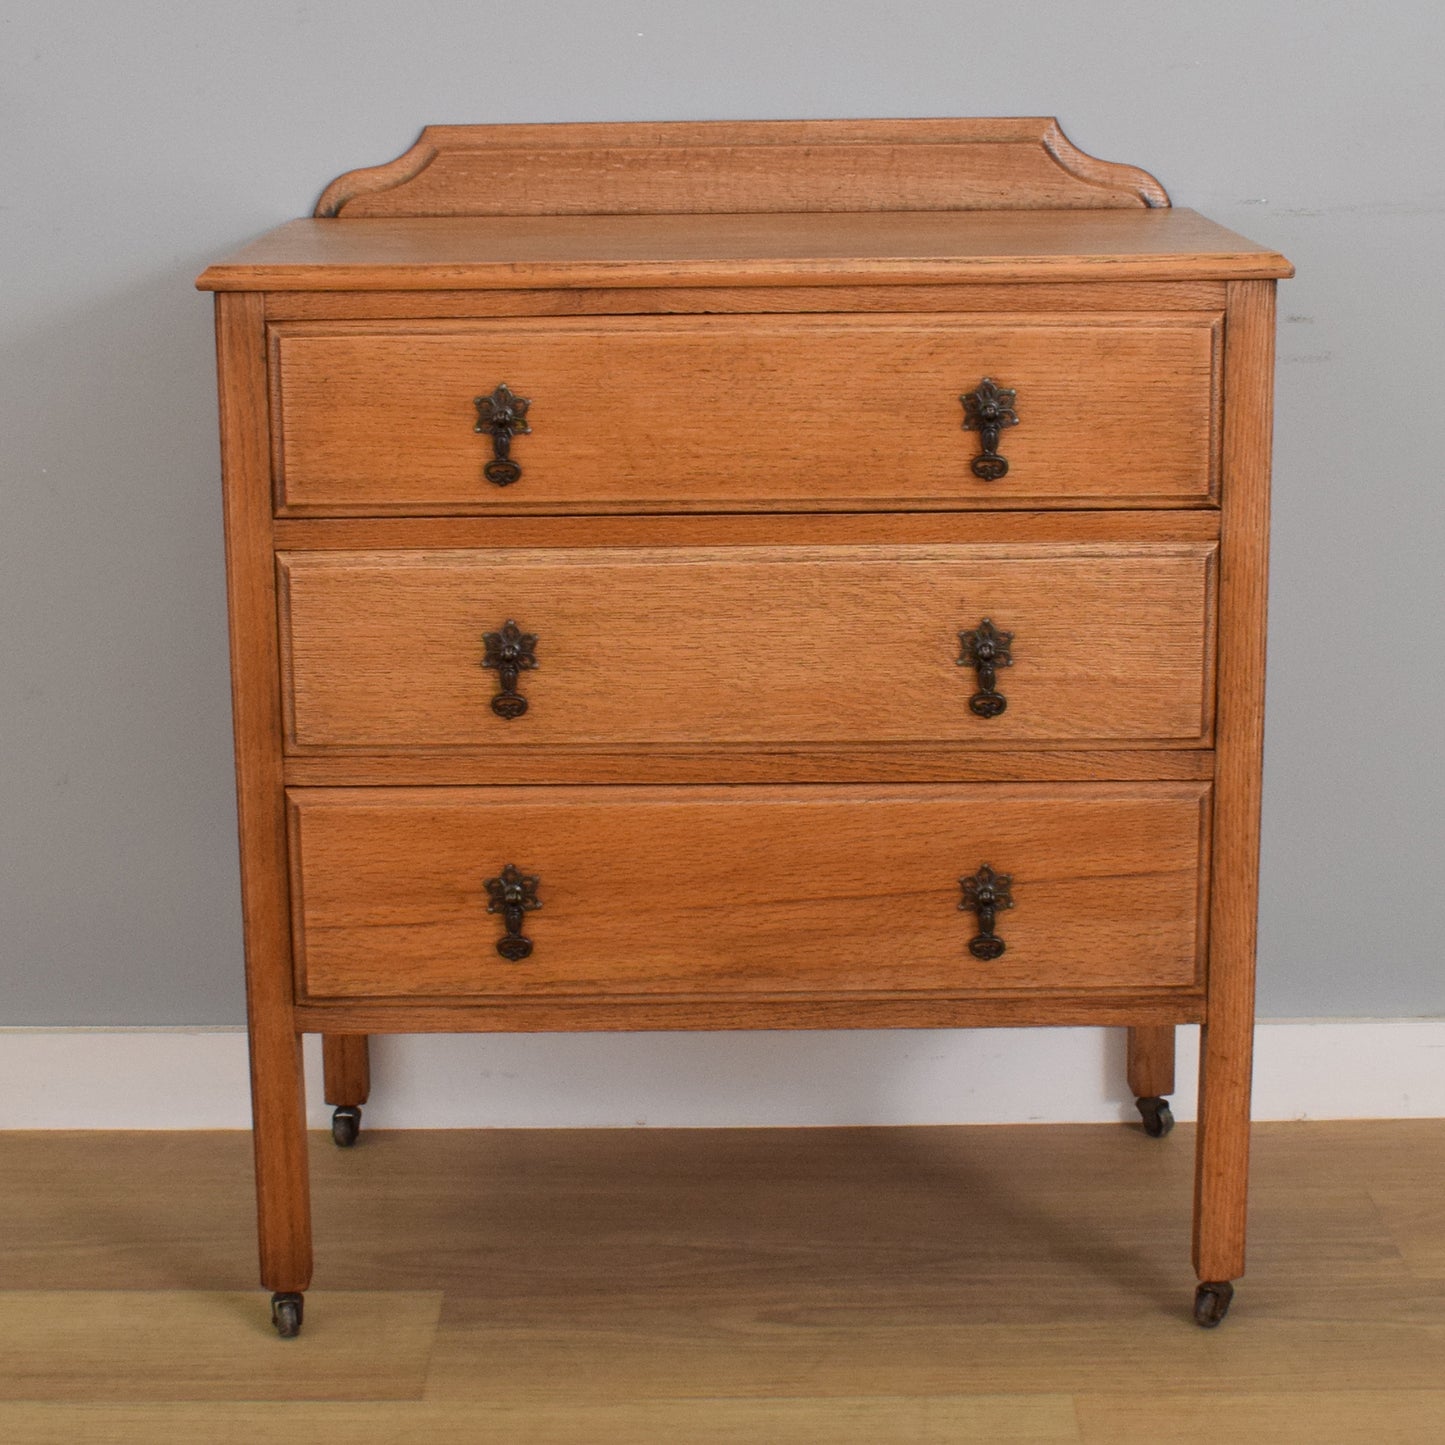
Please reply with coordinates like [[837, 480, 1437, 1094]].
[[197, 118, 1291, 1337]]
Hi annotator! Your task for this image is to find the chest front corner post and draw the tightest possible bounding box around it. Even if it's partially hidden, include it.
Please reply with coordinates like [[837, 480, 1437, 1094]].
[[1192, 279, 1277, 1300], [215, 290, 313, 1298]]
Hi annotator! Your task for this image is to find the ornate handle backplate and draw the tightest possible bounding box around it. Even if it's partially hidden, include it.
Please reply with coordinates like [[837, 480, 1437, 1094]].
[[959, 864, 1013, 960], [474, 382, 531, 486], [957, 618, 1013, 718], [485, 863, 541, 961], [481, 619, 537, 720], [960, 378, 1019, 481]]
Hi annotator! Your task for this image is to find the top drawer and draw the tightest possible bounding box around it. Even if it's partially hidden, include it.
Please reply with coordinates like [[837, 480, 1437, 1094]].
[[269, 314, 1221, 515]]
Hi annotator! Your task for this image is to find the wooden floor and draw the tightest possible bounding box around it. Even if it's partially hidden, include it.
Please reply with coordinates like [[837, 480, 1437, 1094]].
[[2, 1120, 1443, 1443]]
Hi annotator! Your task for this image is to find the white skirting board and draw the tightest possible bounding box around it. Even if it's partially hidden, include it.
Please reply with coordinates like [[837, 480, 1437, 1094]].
[[1, 1021, 1442, 1129]]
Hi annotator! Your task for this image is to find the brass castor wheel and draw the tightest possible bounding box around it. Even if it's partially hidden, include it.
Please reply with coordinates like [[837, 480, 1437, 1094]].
[[1194, 1280, 1234, 1328], [1136, 1095, 1175, 1138], [271, 1291, 304, 1338], [331, 1105, 362, 1147]]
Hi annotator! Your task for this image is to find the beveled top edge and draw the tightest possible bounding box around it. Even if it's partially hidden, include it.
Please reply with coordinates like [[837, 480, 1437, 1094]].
[[196, 209, 1293, 292]]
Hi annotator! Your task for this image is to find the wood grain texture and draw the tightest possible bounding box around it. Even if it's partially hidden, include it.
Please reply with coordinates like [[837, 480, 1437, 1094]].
[[1127, 1025, 1177, 1098], [1192, 280, 1277, 1285], [277, 543, 1217, 751], [1076, 1393, 1445, 1444], [271, 509, 1222, 551], [196, 209, 1292, 293], [311, 117, 1169, 218], [321, 1035, 370, 1108], [290, 993, 1205, 1033], [281, 748, 1215, 788], [1373, 1185, 1445, 1281], [263, 279, 1229, 321], [0, 1398, 1084, 1445], [270, 313, 1220, 514], [0, 1291, 440, 1402], [214, 293, 312, 1294], [4, 1123, 1443, 1438], [15, 1393, 1445, 1445], [285, 782, 1210, 1003]]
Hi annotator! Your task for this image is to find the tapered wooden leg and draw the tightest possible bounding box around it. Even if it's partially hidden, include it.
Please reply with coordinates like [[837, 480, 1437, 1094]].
[[1192, 1016, 1254, 1286], [1190, 279, 1276, 1320], [323, 1034, 371, 1147], [1127, 1025, 1176, 1098], [248, 1022, 313, 1295], [323, 1034, 371, 1107], [1128, 1025, 1176, 1136], [1192, 1005, 1254, 1326]]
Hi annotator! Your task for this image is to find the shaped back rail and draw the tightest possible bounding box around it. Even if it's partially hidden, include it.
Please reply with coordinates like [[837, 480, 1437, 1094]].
[[315, 117, 1170, 219]]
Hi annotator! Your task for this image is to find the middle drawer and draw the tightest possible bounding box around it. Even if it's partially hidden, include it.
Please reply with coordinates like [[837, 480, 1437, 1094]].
[[279, 542, 1216, 751]]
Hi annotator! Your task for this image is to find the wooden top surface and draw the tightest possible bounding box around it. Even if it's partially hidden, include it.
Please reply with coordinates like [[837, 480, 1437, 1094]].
[[197, 208, 1291, 292]]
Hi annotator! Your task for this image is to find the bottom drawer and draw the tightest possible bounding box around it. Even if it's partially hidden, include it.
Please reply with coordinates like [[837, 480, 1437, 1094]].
[[288, 783, 1209, 1002]]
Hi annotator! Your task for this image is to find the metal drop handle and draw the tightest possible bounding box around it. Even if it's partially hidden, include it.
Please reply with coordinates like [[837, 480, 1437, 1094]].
[[960, 378, 1019, 481], [959, 864, 1013, 960], [482, 619, 537, 719], [485, 864, 541, 961], [474, 382, 531, 486], [957, 618, 1013, 718]]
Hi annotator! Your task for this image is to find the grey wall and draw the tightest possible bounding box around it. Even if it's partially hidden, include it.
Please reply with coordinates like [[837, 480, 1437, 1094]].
[[3, 1, 1442, 1024]]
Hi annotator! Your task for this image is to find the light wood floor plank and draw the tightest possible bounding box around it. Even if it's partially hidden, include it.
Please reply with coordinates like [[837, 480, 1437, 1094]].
[[0, 1290, 441, 1401], [424, 1301, 1445, 1402], [1251, 1119, 1445, 1190], [1371, 1187, 1445, 1281], [0, 1395, 1082, 1444], [1075, 1390, 1445, 1444], [0, 1132, 258, 1289], [1, 1120, 1443, 1430]]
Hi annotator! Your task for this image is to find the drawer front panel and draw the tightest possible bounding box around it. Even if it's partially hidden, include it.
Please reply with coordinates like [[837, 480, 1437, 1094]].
[[271, 314, 1220, 513], [289, 783, 1209, 1001], [279, 543, 1216, 750]]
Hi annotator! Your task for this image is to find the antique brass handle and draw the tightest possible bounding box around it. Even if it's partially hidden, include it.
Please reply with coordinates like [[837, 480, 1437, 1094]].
[[481, 619, 537, 719], [957, 618, 1013, 718], [959, 378, 1018, 480], [959, 864, 1013, 960], [473, 382, 531, 486], [485, 864, 541, 961]]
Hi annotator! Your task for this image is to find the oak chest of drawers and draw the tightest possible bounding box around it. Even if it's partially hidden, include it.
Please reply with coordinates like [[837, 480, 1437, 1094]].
[[198, 118, 1291, 1337]]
